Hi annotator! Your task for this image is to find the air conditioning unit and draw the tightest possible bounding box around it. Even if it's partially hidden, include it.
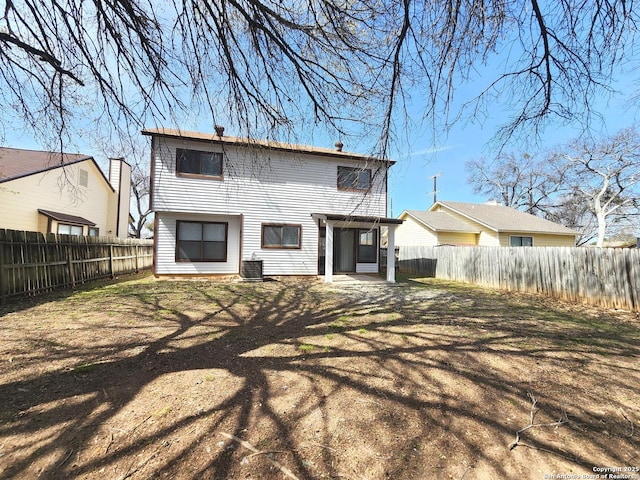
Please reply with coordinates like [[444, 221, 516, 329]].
[[241, 260, 263, 281]]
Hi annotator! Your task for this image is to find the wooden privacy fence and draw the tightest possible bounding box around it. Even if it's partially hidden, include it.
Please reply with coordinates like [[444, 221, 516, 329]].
[[0, 229, 153, 303], [398, 245, 640, 311]]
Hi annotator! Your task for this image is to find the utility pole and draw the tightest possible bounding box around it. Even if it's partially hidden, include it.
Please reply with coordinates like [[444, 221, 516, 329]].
[[429, 173, 442, 206]]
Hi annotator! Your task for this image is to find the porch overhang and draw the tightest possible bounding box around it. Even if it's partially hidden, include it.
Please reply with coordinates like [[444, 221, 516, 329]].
[[38, 209, 96, 226], [311, 213, 403, 284], [311, 213, 404, 228]]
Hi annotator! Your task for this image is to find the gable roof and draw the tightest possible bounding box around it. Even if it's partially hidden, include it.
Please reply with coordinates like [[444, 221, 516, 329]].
[[401, 210, 480, 233], [142, 127, 396, 165], [431, 201, 581, 235], [0, 147, 114, 192]]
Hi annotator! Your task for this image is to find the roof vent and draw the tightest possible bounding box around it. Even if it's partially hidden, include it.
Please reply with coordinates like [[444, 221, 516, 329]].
[[335, 141, 343, 152], [215, 125, 225, 136]]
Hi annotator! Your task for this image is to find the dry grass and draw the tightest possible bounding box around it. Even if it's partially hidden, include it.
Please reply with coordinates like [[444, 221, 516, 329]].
[[0, 273, 639, 479]]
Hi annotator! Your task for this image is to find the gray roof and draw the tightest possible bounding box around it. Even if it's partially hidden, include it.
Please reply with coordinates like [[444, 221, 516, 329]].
[[403, 210, 480, 233], [432, 201, 581, 235]]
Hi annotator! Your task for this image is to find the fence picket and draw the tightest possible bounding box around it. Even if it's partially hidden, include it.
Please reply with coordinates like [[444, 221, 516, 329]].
[[398, 245, 640, 312], [0, 229, 153, 303]]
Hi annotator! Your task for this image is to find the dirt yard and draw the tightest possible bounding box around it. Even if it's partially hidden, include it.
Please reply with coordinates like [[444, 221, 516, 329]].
[[0, 274, 639, 480]]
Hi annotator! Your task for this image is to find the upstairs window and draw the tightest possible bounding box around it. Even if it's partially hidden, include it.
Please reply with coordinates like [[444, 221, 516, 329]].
[[337, 166, 371, 191], [510, 235, 533, 246], [176, 148, 223, 178], [262, 224, 301, 249], [176, 221, 228, 262]]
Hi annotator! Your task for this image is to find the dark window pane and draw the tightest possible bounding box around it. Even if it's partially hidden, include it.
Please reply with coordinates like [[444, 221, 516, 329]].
[[510, 236, 533, 246], [177, 149, 222, 176], [178, 241, 201, 260], [263, 226, 281, 246], [203, 241, 226, 260], [357, 229, 377, 262], [282, 226, 300, 246], [179, 152, 200, 174], [177, 221, 227, 261], [358, 245, 376, 262], [357, 170, 371, 190], [203, 223, 225, 241], [338, 166, 371, 190], [200, 153, 222, 176]]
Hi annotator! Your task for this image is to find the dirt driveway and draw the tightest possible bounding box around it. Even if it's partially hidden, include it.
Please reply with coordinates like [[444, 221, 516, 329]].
[[0, 274, 639, 479]]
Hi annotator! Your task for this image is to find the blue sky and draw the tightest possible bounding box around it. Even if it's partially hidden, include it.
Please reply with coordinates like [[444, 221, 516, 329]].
[[387, 72, 640, 217], [2, 54, 638, 221]]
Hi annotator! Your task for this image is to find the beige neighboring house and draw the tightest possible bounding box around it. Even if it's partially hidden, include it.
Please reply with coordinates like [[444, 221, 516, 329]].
[[0, 147, 131, 238], [396, 201, 580, 247]]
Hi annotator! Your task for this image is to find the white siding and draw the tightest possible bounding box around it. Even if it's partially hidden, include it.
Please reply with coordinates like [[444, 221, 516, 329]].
[[155, 213, 241, 275], [152, 138, 388, 276]]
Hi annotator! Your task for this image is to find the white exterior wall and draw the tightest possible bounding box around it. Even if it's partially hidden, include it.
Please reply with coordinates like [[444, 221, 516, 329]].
[[152, 137, 388, 276], [0, 160, 115, 235], [155, 212, 241, 275]]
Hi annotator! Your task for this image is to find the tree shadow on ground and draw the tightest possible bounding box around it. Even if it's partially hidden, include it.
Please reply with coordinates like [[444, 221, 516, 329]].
[[0, 275, 639, 479]]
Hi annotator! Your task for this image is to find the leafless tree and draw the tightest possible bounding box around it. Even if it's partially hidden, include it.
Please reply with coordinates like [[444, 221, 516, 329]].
[[555, 127, 640, 247], [544, 190, 599, 246], [129, 163, 153, 238], [0, 1, 638, 154], [465, 152, 563, 214]]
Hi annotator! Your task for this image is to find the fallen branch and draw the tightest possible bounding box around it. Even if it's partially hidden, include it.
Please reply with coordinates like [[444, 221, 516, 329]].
[[119, 452, 158, 480], [620, 408, 635, 438], [58, 449, 74, 467], [221, 432, 299, 480], [509, 392, 568, 451]]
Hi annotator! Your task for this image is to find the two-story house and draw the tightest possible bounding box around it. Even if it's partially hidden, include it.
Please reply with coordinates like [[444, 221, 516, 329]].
[[0, 147, 131, 238], [143, 128, 402, 282]]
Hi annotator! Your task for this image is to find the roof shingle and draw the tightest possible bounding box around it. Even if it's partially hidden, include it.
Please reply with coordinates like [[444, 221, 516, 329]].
[[0, 147, 91, 182], [433, 201, 580, 235]]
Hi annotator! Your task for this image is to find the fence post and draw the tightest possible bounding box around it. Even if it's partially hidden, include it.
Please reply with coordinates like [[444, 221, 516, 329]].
[[66, 244, 76, 288], [109, 244, 115, 279], [135, 245, 139, 273], [0, 232, 5, 305]]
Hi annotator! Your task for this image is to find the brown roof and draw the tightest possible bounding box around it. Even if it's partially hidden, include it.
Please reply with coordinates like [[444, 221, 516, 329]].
[[0, 147, 92, 182], [432, 201, 581, 235], [402, 210, 481, 233], [142, 127, 395, 164], [38, 209, 96, 226], [312, 213, 404, 226]]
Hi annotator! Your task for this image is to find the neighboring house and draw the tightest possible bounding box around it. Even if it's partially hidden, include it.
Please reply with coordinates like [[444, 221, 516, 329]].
[[396, 201, 580, 247], [143, 127, 402, 282], [0, 147, 131, 238]]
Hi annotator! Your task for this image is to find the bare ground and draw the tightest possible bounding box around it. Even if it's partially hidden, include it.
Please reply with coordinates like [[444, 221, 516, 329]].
[[0, 274, 639, 480]]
